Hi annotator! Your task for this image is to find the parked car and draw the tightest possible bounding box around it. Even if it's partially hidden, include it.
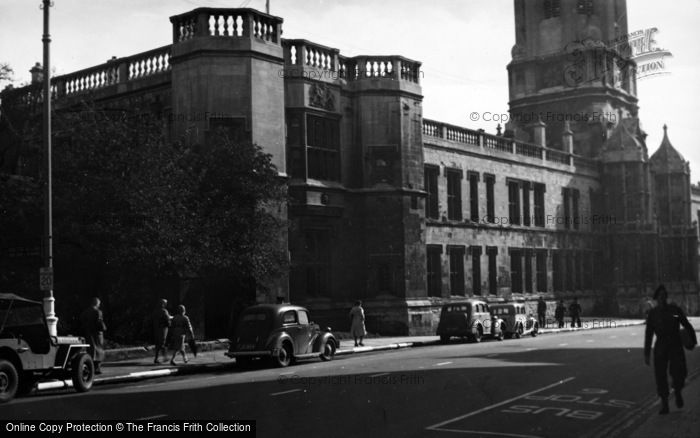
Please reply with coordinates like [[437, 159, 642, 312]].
[[0, 293, 95, 403], [436, 299, 504, 343], [226, 304, 338, 368], [490, 302, 539, 339]]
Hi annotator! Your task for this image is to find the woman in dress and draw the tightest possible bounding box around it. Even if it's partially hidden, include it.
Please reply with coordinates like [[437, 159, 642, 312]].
[[170, 305, 195, 365], [349, 300, 366, 347]]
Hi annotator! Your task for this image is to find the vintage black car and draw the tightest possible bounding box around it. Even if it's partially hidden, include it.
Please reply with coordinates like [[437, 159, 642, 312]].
[[490, 302, 539, 339], [226, 304, 338, 368], [0, 293, 95, 403], [436, 299, 504, 343]]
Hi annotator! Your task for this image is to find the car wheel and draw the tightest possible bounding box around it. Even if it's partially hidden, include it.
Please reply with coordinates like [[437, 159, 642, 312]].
[[71, 353, 94, 393], [320, 340, 336, 361], [0, 359, 19, 403], [274, 343, 293, 368], [531, 323, 539, 337], [439, 335, 450, 343]]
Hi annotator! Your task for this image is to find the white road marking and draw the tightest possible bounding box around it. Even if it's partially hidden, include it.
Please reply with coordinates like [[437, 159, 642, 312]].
[[278, 371, 294, 375], [426, 376, 575, 431], [586, 340, 594, 343], [559, 343, 568, 346], [270, 389, 302, 396], [369, 372, 390, 378], [435, 361, 453, 366], [525, 348, 536, 351], [136, 414, 167, 420]]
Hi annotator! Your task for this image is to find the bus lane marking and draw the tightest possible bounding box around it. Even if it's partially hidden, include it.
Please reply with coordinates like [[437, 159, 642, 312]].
[[426, 376, 575, 431]]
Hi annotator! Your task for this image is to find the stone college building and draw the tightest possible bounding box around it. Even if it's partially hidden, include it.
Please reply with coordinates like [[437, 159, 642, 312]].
[[2, 0, 699, 335]]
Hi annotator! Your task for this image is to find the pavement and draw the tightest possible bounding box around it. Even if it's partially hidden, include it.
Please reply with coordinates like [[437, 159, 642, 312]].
[[621, 367, 700, 438], [29, 315, 700, 437]]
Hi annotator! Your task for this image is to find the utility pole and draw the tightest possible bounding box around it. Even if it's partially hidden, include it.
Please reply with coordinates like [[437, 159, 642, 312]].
[[41, 0, 57, 336], [266, 0, 270, 14]]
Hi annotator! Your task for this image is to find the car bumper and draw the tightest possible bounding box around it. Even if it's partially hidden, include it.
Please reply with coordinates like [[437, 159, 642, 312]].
[[225, 349, 276, 358]]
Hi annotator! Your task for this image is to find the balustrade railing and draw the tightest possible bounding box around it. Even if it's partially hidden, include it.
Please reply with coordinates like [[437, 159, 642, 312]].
[[515, 141, 543, 159], [127, 47, 171, 81], [283, 40, 338, 71], [342, 56, 421, 83], [2, 45, 172, 105], [422, 118, 597, 172], [171, 8, 281, 43], [445, 126, 479, 145], [546, 149, 571, 165], [483, 134, 511, 153]]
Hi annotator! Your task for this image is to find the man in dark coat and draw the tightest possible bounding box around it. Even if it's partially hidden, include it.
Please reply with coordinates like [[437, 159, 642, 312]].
[[80, 297, 106, 374], [644, 285, 697, 414], [537, 296, 547, 328], [568, 297, 582, 328], [555, 300, 566, 328], [152, 299, 172, 364]]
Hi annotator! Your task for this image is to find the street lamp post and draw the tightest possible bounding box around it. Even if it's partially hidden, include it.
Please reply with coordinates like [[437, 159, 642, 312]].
[[41, 0, 57, 336]]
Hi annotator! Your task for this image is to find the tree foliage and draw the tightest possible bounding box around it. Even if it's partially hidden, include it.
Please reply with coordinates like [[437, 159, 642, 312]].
[[0, 63, 13, 84], [1, 103, 287, 341]]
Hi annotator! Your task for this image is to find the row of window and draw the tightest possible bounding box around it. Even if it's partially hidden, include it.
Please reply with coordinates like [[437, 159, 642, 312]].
[[427, 167, 549, 227], [427, 245, 596, 297], [426, 166, 585, 230]]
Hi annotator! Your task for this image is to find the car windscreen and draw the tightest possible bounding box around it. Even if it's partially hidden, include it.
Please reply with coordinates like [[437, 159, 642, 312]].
[[492, 307, 513, 315]]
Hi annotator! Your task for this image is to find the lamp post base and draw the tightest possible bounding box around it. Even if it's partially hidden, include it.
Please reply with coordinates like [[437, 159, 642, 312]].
[[43, 295, 58, 336]]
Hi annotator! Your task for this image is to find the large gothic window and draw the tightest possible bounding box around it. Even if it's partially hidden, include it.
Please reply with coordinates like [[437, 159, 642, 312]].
[[306, 114, 340, 181]]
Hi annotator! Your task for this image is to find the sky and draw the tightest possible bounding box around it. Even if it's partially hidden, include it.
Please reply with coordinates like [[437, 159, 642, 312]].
[[1, 0, 699, 178]]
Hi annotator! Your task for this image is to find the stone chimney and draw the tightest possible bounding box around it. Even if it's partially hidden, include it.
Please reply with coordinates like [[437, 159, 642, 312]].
[[30, 62, 43, 84]]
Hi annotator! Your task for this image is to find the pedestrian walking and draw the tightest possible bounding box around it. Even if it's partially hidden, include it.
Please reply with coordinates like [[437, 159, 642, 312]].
[[80, 297, 106, 374], [170, 305, 195, 365], [644, 285, 697, 414], [537, 296, 547, 328], [555, 300, 566, 328], [569, 297, 582, 328], [349, 300, 366, 347], [153, 298, 172, 364]]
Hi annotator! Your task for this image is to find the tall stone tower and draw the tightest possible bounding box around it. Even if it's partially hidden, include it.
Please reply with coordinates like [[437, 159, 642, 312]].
[[507, 0, 637, 156], [507, 0, 698, 314]]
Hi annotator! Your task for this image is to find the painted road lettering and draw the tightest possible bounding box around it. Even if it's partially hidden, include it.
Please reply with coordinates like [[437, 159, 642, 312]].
[[502, 405, 603, 420], [427, 379, 642, 437], [502, 388, 635, 420]]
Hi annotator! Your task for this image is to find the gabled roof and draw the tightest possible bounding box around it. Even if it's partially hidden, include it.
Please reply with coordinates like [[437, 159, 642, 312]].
[[650, 125, 688, 173]]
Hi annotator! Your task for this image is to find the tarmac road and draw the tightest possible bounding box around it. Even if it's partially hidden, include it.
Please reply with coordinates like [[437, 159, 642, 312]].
[[2, 324, 699, 438]]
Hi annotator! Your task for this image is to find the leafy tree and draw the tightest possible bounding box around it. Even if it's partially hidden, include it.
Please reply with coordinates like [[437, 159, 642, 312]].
[[1, 103, 287, 341]]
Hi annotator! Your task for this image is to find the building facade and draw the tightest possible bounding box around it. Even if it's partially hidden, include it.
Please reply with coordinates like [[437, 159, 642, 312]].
[[1, 1, 698, 336]]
